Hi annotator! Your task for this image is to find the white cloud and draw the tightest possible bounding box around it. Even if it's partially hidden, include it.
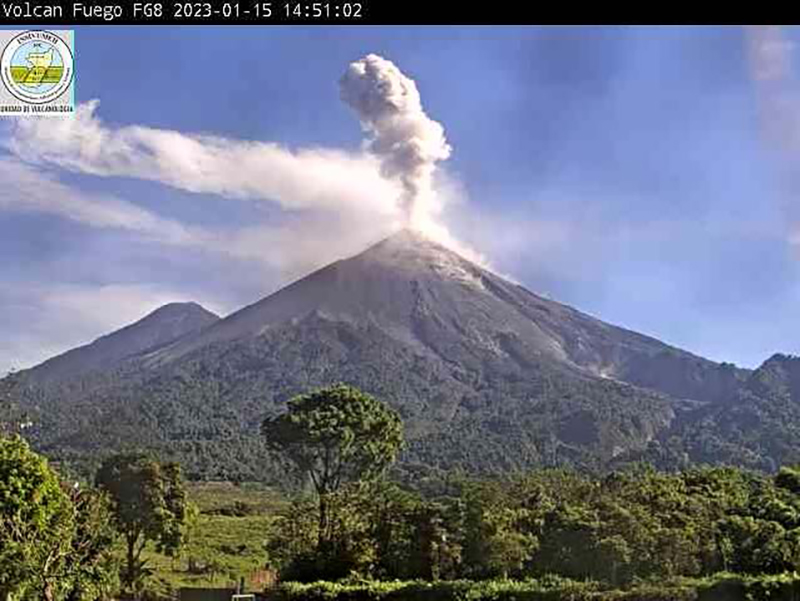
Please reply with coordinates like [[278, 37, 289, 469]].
[[7, 100, 402, 217], [2, 99, 442, 279], [0, 155, 399, 280], [215, 213, 396, 281], [0, 157, 202, 246]]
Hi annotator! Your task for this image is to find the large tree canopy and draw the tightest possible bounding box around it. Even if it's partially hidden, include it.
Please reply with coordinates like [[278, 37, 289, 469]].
[[0, 436, 117, 601], [262, 383, 404, 493], [0, 436, 72, 599], [95, 453, 192, 594], [262, 383, 404, 549]]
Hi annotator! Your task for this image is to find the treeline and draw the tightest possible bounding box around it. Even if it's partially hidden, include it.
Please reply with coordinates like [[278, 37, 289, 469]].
[[0, 436, 193, 600], [8, 381, 800, 600], [258, 385, 800, 586], [266, 465, 800, 585]]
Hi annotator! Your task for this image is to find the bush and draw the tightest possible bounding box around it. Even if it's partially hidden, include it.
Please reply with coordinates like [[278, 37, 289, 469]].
[[265, 574, 800, 601]]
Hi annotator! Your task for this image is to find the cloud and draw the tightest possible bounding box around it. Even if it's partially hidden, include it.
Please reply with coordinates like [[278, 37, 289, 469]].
[[5, 58, 485, 265], [745, 26, 800, 248], [0, 54, 497, 373], [0, 155, 397, 280], [747, 26, 795, 84], [746, 26, 800, 155], [3, 98, 463, 276], [0, 157, 202, 246], [7, 100, 402, 217]]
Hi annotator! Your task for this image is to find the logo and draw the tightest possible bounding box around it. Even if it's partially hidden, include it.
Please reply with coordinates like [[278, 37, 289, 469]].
[[1, 30, 74, 108]]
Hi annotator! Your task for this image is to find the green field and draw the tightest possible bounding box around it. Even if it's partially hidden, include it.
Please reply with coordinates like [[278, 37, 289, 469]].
[[9, 65, 64, 84], [140, 482, 286, 595]]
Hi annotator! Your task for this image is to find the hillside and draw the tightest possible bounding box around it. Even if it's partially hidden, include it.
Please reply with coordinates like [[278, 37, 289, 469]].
[[10, 230, 768, 480], [24, 302, 220, 385], [636, 354, 800, 472]]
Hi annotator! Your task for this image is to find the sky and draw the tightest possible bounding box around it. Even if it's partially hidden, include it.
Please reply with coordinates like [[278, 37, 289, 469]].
[[1, 25, 799, 373]]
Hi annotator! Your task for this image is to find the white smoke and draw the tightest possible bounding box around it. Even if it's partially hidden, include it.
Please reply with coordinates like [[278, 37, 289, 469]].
[[340, 54, 452, 230], [5, 55, 488, 275], [0, 157, 200, 246], [7, 100, 401, 216]]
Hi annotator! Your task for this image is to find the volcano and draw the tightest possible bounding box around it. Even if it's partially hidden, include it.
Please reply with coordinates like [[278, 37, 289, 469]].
[[16, 230, 752, 480], [143, 230, 744, 403], [25, 302, 220, 385]]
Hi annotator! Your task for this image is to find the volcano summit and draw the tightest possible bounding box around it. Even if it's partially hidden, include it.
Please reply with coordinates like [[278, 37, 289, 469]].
[[15, 230, 756, 479]]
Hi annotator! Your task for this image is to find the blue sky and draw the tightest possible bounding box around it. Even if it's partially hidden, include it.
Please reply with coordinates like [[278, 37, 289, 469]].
[[1, 25, 799, 372]]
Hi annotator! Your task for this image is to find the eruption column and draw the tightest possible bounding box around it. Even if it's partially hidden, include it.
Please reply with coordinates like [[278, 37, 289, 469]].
[[340, 53, 452, 230]]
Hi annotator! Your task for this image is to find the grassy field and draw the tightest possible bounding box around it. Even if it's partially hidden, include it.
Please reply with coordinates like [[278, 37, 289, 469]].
[[141, 482, 287, 595]]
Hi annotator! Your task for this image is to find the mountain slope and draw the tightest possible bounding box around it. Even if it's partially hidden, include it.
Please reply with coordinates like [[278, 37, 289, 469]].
[[147, 231, 747, 404], [25, 302, 220, 385], [636, 354, 800, 472], [12, 231, 757, 479], [29, 313, 676, 480]]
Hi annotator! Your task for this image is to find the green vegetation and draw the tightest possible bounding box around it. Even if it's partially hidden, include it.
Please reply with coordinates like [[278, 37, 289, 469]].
[[140, 482, 284, 593], [141, 512, 275, 595], [258, 465, 800, 584], [96, 453, 193, 596], [263, 383, 404, 556], [15, 316, 677, 481], [13, 327, 797, 484], [0, 436, 117, 600], [11, 382, 800, 600], [265, 573, 800, 601], [96, 464, 800, 599], [0, 370, 26, 437], [639, 355, 800, 472]]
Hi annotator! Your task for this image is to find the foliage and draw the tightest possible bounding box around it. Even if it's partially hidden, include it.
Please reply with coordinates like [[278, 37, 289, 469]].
[[0, 436, 117, 600], [64, 488, 120, 599], [107, 482, 284, 593], [117, 461, 800, 596], [265, 574, 800, 601], [262, 383, 404, 492], [255, 464, 800, 585], [0, 435, 74, 599], [96, 452, 194, 594], [0, 370, 28, 437], [262, 383, 403, 554], [17, 316, 681, 481]]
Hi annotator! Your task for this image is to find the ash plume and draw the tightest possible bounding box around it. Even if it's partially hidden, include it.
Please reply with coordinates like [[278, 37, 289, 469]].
[[6, 53, 486, 278], [340, 54, 452, 229]]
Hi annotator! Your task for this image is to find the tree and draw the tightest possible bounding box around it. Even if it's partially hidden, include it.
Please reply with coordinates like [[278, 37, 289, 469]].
[[462, 480, 539, 579], [369, 482, 423, 579], [95, 453, 192, 595], [776, 465, 800, 495], [0, 370, 27, 438], [0, 437, 117, 601], [0, 436, 72, 600], [261, 383, 403, 551]]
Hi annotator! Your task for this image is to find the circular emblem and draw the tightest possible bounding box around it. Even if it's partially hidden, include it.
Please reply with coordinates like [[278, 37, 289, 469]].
[[1, 31, 73, 105]]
